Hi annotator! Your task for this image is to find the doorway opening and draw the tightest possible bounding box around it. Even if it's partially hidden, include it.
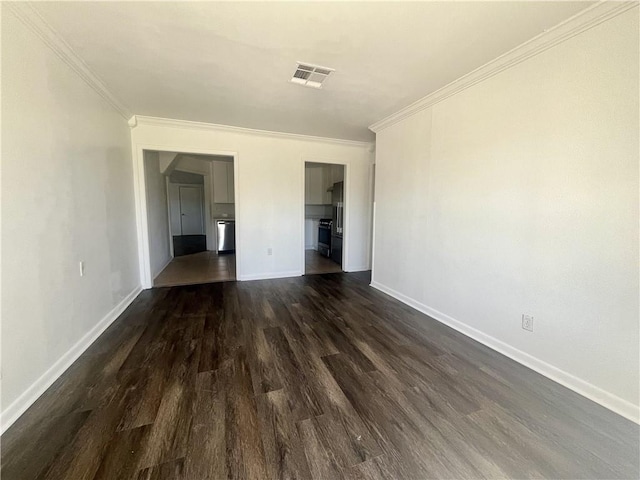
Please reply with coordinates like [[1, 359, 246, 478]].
[[142, 150, 237, 287], [304, 162, 345, 275], [170, 171, 206, 257]]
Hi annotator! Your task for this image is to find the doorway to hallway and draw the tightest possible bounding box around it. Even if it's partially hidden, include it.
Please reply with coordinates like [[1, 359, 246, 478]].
[[142, 149, 238, 287]]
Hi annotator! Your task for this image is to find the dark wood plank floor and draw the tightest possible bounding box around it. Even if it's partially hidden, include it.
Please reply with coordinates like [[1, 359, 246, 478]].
[[305, 249, 342, 275], [2, 272, 638, 479]]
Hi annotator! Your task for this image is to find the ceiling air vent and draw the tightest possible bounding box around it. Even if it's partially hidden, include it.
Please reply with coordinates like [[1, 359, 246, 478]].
[[290, 62, 334, 89]]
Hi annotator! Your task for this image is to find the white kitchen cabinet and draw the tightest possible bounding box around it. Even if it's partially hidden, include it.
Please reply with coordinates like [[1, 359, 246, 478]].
[[306, 164, 344, 205], [213, 161, 234, 203], [305, 166, 325, 205], [330, 164, 344, 184], [322, 165, 344, 204], [322, 167, 332, 204]]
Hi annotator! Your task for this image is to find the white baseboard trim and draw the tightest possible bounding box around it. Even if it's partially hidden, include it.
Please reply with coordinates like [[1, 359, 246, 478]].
[[238, 270, 303, 282], [0, 285, 143, 434], [369, 280, 640, 424], [345, 265, 371, 273]]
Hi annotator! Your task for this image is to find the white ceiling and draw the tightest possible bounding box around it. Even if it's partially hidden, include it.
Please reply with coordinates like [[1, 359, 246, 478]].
[[33, 1, 592, 142]]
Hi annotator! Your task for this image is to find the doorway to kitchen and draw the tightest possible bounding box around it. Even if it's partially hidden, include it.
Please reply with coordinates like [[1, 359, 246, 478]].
[[304, 161, 345, 275], [141, 150, 237, 287]]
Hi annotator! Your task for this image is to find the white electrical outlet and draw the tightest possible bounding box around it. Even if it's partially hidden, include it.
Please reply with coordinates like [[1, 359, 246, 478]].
[[522, 314, 534, 332], [267, 248, 273, 256], [79, 261, 85, 277]]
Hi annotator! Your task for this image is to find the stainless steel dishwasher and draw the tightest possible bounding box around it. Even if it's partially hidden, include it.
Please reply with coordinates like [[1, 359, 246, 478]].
[[216, 220, 235, 253]]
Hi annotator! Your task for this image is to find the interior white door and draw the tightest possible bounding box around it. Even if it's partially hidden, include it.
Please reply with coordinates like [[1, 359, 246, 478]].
[[179, 186, 204, 235]]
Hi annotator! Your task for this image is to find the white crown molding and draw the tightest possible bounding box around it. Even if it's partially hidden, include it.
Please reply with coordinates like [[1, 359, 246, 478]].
[[132, 115, 374, 149], [6, 2, 132, 120], [369, 1, 639, 133]]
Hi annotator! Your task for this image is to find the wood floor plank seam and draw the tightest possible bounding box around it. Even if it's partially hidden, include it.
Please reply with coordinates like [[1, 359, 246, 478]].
[[2, 271, 638, 480]]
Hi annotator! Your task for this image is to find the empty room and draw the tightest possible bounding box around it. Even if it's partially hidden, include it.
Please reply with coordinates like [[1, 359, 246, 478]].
[[1, 1, 638, 479]]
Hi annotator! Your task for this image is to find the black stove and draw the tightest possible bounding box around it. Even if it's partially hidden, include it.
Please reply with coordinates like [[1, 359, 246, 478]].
[[317, 218, 332, 258]]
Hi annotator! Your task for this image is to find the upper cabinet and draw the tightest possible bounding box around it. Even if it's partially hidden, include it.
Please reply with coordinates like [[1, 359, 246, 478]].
[[213, 161, 234, 203], [305, 166, 325, 205], [322, 167, 332, 204], [330, 164, 344, 184], [305, 164, 345, 205]]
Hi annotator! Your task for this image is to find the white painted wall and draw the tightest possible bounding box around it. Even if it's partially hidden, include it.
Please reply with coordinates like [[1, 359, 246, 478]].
[[372, 10, 639, 419], [143, 151, 171, 278], [158, 151, 178, 174], [1, 9, 140, 429], [176, 155, 211, 176], [132, 121, 373, 283]]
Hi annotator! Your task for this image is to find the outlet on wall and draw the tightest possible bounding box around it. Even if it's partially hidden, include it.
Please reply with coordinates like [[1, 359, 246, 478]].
[[79, 261, 85, 277], [267, 248, 273, 256], [522, 314, 534, 332]]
